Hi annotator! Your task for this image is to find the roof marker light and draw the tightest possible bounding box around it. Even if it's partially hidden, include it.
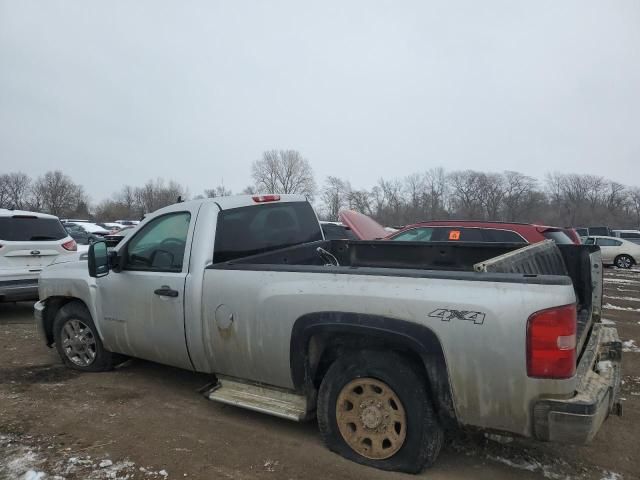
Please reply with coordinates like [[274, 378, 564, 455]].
[[252, 194, 281, 203]]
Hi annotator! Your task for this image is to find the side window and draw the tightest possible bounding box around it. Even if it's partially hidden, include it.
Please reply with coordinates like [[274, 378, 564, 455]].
[[584, 237, 595, 245], [392, 227, 434, 242], [431, 227, 483, 242], [596, 238, 621, 247], [482, 229, 527, 243], [621, 232, 640, 239], [124, 212, 191, 272]]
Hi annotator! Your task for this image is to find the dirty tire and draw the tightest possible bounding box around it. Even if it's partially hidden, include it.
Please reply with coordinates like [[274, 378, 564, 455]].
[[614, 255, 633, 269], [317, 351, 443, 473], [53, 301, 115, 372]]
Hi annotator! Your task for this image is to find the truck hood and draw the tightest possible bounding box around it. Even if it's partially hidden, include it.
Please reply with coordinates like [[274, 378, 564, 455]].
[[338, 210, 389, 241]]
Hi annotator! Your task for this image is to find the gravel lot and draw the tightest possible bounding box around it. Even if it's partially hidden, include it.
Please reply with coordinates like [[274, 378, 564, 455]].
[[1, 268, 639, 480]]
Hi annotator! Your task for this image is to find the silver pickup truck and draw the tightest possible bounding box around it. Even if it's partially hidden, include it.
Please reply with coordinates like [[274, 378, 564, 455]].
[[34, 194, 622, 473]]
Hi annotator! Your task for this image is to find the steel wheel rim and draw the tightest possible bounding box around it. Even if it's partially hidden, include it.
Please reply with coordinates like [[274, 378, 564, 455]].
[[61, 319, 97, 366], [336, 377, 407, 460], [617, 256, 631, 268]]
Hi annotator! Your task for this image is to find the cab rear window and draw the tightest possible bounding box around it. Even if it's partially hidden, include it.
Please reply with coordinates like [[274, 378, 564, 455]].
[[0, 216, 67, 241], [214, 202, 323, 263]]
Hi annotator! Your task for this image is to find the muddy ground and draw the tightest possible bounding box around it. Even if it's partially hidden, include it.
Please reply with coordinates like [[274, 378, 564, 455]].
[[1, 267, 639, 480]]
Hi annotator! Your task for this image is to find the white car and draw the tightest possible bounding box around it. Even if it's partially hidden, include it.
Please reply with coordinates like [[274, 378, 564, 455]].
[[583, 235, 640, 269], [0, 209, 77, 301]]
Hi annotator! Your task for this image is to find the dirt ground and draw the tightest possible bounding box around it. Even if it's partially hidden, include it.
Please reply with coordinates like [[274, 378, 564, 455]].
[[1, 268, 639, 480]]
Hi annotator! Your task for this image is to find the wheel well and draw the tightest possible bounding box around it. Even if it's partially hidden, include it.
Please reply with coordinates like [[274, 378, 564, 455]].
[[290, 313, 458, 427], [41, 297, 88, 346]]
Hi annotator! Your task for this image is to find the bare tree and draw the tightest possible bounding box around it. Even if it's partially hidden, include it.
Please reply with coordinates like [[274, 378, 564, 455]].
[[0, 174, 10, 207], [251, 150, 316, 199], [347, 189, 373, 215], [628, 187, 640, 227], [477, 173, 505, 220], [503, 171, 538, 221], [448, 170, 484, 219], [321, 176, 351, 220], [424, 167, 448, 219], [31, 171, 86, 217], [0, 172, 31, 209], [204, 185, 233, 198], [134, 178, 186, 214]]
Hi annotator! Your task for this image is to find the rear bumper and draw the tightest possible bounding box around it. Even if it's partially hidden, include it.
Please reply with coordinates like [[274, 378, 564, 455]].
[[0, 278, 39, 302], [533, 324, 622, 444]]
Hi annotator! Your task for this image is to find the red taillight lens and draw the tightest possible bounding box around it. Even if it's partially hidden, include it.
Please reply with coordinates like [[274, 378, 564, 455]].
[[252, 194, 281, 203], [62, 239, 77, 251], [527, 304, 577, 379]]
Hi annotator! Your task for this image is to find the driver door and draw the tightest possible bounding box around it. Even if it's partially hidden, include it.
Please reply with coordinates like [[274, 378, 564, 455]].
[[97, 211, 194, 369]]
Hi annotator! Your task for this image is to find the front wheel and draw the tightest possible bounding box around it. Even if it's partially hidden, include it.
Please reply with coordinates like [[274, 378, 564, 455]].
[[53, 301, 115, 372], [615, 255, 634, 269], [317, 351, 443, 473]]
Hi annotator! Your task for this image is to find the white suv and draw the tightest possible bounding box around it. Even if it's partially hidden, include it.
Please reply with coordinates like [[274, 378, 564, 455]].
[[0, 209, 77, 302]]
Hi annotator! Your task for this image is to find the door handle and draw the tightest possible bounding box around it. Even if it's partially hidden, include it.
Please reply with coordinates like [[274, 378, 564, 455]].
[[154, 287, 179, 297]]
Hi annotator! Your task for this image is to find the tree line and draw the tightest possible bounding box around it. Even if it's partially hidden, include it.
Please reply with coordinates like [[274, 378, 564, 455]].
[[2, 149, 639, 228]]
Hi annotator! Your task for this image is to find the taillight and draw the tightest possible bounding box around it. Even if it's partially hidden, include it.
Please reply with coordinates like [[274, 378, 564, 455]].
[[62, 239, 77, 251], [527, 304, 577, 379], [252, 194, 281, 203]]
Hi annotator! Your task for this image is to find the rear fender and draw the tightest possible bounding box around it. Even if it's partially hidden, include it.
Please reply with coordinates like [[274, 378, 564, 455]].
[[290, 312, 457, 424]]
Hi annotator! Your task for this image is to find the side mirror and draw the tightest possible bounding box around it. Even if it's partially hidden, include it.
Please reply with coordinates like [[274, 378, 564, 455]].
[[88, 241, 110, 278]]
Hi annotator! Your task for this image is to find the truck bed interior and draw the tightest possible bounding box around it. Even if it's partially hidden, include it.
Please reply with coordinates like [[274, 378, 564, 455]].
[[212, 240, 599, 356]]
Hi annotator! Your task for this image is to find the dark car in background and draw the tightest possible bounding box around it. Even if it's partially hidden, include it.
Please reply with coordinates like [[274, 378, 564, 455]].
[[612, 229, 640, 245], [63, 223, 101, 245], [104, 226, 135, 247], [320, 221, 357, 240]]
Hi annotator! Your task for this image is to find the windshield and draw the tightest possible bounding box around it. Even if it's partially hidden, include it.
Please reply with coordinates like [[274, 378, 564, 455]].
[[0, 216, 68, 241], [214, 202, 323, 263]]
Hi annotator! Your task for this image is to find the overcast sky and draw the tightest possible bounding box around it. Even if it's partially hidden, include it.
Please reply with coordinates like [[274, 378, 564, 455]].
[[1, 1, 639, 203]]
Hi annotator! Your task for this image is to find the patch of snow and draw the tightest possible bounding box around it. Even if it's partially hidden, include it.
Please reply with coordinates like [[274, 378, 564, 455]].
[[603, 303, 640, 312], [99, 459, 113, 468], [603, 295, 640, 302], [597, 361, 613, 375], [601, 319, 616, 325], [605, 278, 640, 286], [623, 340, 640, 353], [600, 471, 623, 480], [2, 447, 44, 479], [263, 459, 279, 472], [615, 287, 638, 293], [490, 455, 538, 471], [22, 471, 46, 480], [488, 455, 571, 479]]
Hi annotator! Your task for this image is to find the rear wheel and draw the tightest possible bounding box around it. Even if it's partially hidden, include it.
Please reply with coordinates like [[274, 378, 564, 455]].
[[317, 351, 443, 473], [53, 302, 115, 372], [615, 255, 633, 269]]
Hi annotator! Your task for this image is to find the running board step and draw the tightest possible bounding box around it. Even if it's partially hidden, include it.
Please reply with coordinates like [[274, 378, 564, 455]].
[[204, 376, 309, 421]]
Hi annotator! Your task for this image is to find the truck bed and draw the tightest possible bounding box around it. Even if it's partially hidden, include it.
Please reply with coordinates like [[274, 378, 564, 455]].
[[214, 239, 600, 357]]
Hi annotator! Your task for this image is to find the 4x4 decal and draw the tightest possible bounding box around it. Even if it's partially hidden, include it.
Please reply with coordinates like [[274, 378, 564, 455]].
[[429, 308, 486, 325]]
